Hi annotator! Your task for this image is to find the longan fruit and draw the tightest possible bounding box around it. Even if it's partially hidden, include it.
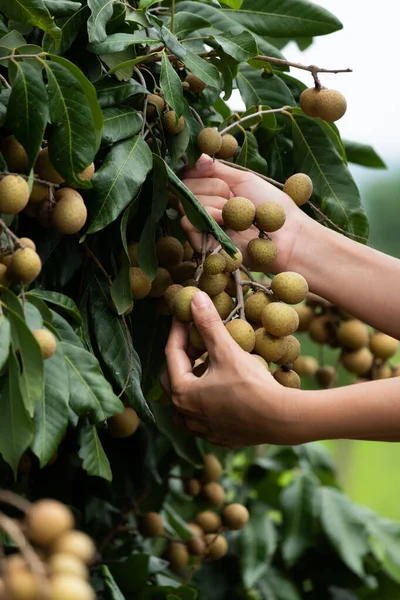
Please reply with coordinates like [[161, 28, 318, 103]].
[[308, 315, 334, 344], [244, 292, 272, 323], [0, 263, 9, 287], [50, 574, 95, 600], [188, 522, 204, 538], [225, 270, 251, 296], [130, 267, 151, 299], [174, 286, 200, 322], [139, 512, 164, 538], [293, 355, 319, 376], [373, 365, 392, 380], [197, 128, 223, 156], [222, 504, 249, 530], [36, 147, 64, 184], [337, 319, 369, 350], [254, 328, 287, 363], [6, 570, 38, 600], [187, 536, 206, 556], [156, 236, 183, 268], [126, 241, 139, 266], [283, 174, 313, 207], [369, 332, 399, 360], [271, 272, 309, 304], [220, 248, 242, 272], [10, 248, 42, 285], [26, 499, 75, 546], [195, 511, 221, 533], [275, 335, 301, 366], [166, 542, 189, 573], [189, 324, 206, 352], [0, 175, 30, 214], [51, 189, 87, 234], [29, 180, 49, 204], [222, 197, 255, 231], [299, 87, 320, 118], [314, 88, 347, 122], [49, 553, 89, 580], [185, 73, 207, 93], [261, 302, 299, 337], [170, 261, 197, 284], [215, 134, 238, 159], [204, 253, 226, 275], [205, 534, 228, 560], [226, 318, 256, 352], [342, 348, 374, 376], [148, 267, 173, 298], [199, 272, 228, 297], [294, 304, 314, 332], [19, 238, 36, 251], [273, 368, 301, 388], [315, 365, 337, 388], [70, 163, 95, 189], [184, 479, 202, 497], [1, 135, 29, 171], [32, 329, 57, 359], [146, 94, 165, 119], [164, 111, 185, 135], [164, 283, 183, 312], [212, 291, 233, 320], [201, 453, 223, 483], [182, 242, 194, 262], [52, 531, 96, 565], [247, 238, 278, 269], [107, 406, 140, 438], [255, 201, 286, 233], [201, 482, 225, 507], [252, 354, 269, 368]]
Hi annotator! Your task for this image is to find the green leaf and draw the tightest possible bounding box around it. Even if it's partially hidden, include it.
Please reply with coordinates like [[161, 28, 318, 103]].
[[360, 507, 400, 584], [78, 422, 112, 481], [42, 5, 89, 55], [96, 78, 147, 108], [87, 0, 114, 44], [23, 302, 43, 331], [102, 106, 142, 145], [160, 53, 185, 118], [343, 140, 387, 169], [318, 487, 368, 578], [88, 31, 159, 54], [44, 60, 97, 187], [239, 506, 277, 588], [173, 13, 210, 38], [164, 504, 196, 540], [28, 290, 82, 324], [60, 341, 124, 422], [281, 472, 317, 567], [0, 314, 11, 371], [166, 122, 190, 169], [260, 567, 302, 600], [0, 30, 26, 49], [43, 1, 82, 18], [6, 61, 49, 170], [214, 31, 257, 62], [237, 131, 269, 176], [110, 203, 136, 315], [31, 344, 69, 467], [237, 64, 295, 108], [220, 0, 243, 8], [101, 565, 125, 600], [86, 135, 153, 234], [0, 352, 34, 475], [0, 0, 61, 42], [51, 311, 84, 348], [291, 113, 369, 239], [110, 554, 150, 596]]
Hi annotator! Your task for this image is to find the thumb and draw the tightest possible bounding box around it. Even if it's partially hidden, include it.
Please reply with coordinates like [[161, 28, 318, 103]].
[[191, 291, 236, 361]]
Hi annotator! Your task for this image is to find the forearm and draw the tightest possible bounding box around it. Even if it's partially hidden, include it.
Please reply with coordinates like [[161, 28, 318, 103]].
[[292, 219, 400, 338]]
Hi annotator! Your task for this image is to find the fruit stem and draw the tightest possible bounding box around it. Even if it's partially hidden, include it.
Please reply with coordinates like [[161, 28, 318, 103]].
[[189, 106, 204, 127], [217, 160, 284, 189], [233, 269, 245, 320], [241, 280, 273, 295], [82, 243, 112, 283], [194, 233, 208, 284], [0, 74, 10, 89], [239, 265, 256, 282], [219, 107, 291, 136], [0, 171, 61, 190], [253, 55, 352, 78], [0, 219, 23, 250]]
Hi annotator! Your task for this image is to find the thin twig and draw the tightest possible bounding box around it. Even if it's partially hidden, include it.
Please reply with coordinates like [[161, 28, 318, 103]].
[[239, 265, 256, 282], [0, 491, 32, 513], [0, 74, 10, 89], [194, 233, 208, 284], [0, 220, 22, 248], [233, 269, 245, 320], [0, 171, 61, 190], [217, 160, 284, 189], [219, 107, 291, 135], [253, 55, 351, 87], [240, 280, 272, 294], [82, 243, 112, 283], [189, 106, 204, 127], [223, 302, 240, 324]]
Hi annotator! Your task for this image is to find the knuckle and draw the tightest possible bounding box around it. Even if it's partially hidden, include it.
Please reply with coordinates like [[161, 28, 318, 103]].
[[212, 179, 230, 198]]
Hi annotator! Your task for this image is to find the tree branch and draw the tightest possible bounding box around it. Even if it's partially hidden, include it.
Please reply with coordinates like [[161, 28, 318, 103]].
[[254, 55, 352, 87], [217, 160, 284, 189], [219, 107, 291, 136]]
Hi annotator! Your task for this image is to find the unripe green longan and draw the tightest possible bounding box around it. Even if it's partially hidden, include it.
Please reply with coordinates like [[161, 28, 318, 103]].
[[244, 292, 272, 323], [108, 406, 140, 438], [1, 135, 29, 172], [156, 236, 183, 268], [174, 286, 199, 322], [139, 512, 164, 538], [199, 272, 228, 297], [26, 499, 74, 546], [247, 238, 278, 269], [212, 291, 233, 319], [271, 272, 309, 304], [261, 303, 299, 337], [254, 328, 287, 363], [130, 267, 151, 299], [299, 87, 320, 117], [205, 534, 228, 560], [283, 173, 313, 207], [222, 504, 249, 530], [185, 73, 207, 93], [337, 319, 369, 350], [0, 175, 30, 214], [275, 335, 301, 366], [216, 134, 238, 159], [164, 111, 185, 135], [201, 482, 225, 507], [36, 147, 65, 184], [222, 197, 255, 231], [201, 453, 223, 483], [255, 201, 286, 232], [11, 248, 42, 285], [273, 368, 301, 388], [32, 329, 57, 359], [369, 332, 399, 360], [197, 128, 223, 156], [226, 318, 256, 352], [189, 324, 206, 352], [314, 88, 347, 122], [204, 253, 226, 275]]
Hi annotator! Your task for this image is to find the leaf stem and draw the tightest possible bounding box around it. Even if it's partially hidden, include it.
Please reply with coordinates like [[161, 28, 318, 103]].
[[219, 107, 292, 135], [233, 269, 245, 320], [170, 0, 175, 33], [0, 220, 22, 250]]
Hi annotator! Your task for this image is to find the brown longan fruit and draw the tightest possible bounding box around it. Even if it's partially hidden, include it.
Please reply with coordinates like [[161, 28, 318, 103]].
[[156, 236, 183, 268], [261, 303, 299, 337], [315, 365, 337, 388], [226, 318, 256, 352], [195, 511, 221, 533], [201, 453, 223, 483], [283, 174, 313, 207], [146, 94, 165, 119], [130, 267, 151, 299], [273, 368, 301, 388], [50, 574, 95, 600], [275, 335, 301, 366], [182, 242, 194, 262], [139, 512, 164, 538], [222, 197, 255, 231], [1, 135, 29, 171], [188, 522, 204, 538], [189, 324, 206, 352], [341, 348, 374, 376], [52, 189, 87, 234], [185, 73, 207, 93], [220, 248, 242, 272], [49, 553, 89, 580], [10, 248, 42, 284], [199, 272, 228, 297], [70, 163, 95, 189], [184, 478, 202, 497], [29, 180, 49, 204], [215, 134, 238, 159], [337, 319, 369, 350], [166, 542, 189, 573], [0, 175, 30, 214], [244, 292, 272, 323], [204, 253, 226, 275], [6, 569, 38, 600], [255, 201, 286, 233], [125, 241, 139, 266], [170, 261, 197, 284], [373, 365, 392, 380], [294, 304, 314, 332], [205, 534, 228, 560], [52, 531, 96, 565], [26, 499, 74, 546], [315, 88, 347, 122], [197, 128, 223, 156], [201, 482, 225, 508], [369, 332, 399, 360], [36, 147, 65, 184], [148, 267, 173, 298], [222, 504, 249, 530], [212, 291, 233, 320], [32, 329, 57, 359], [308, 315, 334, 344], [247, 238, 278, 269], [164, 111, 185, 135], [271, 272, 309, 304], [299, 87, 320, 118], [164, 283, 183, 312], [187, 536, 206, 556], [254, 328, 287, 363], [293, 355, 319, 376], [174, 286, 200, 322], [107, 406, 140, 438]]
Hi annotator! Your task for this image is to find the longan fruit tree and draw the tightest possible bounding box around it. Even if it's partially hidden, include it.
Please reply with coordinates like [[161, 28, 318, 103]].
[[0, 0, 395, 599]]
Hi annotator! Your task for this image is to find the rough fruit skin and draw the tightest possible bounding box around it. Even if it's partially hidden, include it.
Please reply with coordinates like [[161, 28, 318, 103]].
[[146, 94, 165, 119], [261, 303, 299, 337], [315, 365, 337, 388], [226, 319, 256, 353], [52, 190, 87, 234], [185, 73, 207, 93], [299, 87, 320, 117], [216, 134, 238, 159], [244, 292, 272, 323], [342, 348, 374, 375], [197, 128, 223, 156], [140, 512, 164, 538], [173, 286, 199, 322], [201, 454, 223, 483], [254, 328, 287, 363], [166, 542, 189, 573], [199, 272, 228, 297], [164, 284, 183, 312], [130, 267, 151, 299], [189, 325, 206, 352], [315, 88, 347, 122], [32, 329, 57, 359], [53, 531, 96, 565], [369, 332, 399, 360], [149, 267, 173, 298], [337, 319, 369, 350], [274, 368, 301, 388], [212, 291, 233, 319], [247, 238, 278, 269], [205, 534, 228, 560], [27, 499, 74, 546], [256, 201, 286, 232], [0, 175, 30, 214], [170, 260, 197, 284], [202, 482, 225, 507], [78, 163, 95, 182], [183, 242, 194, 262], [20, 238, 36, 252], [164, 111, 185, 135], [271, 272, 309, 304], [204, 253, 226, 275], [184, 479, 202, 497], [295, 304, 314, 332], [222, 197, 255, 231], [195, 511, 222, 533], [225, 270, 251, 296], [11, 248, 42, 285], [221, 249, 242, 274], [293, 355, 319, 376], [107, 406, 140, 438], [2, 135, 29, 171], [275, 335, 301, 366], [222, 504, 249, 530], [50, 574, 95, 600], [29, 180, 49, 204], [156, 236, 183, 268], [283, 173, 313, 207], [36, 147, 64, 184]]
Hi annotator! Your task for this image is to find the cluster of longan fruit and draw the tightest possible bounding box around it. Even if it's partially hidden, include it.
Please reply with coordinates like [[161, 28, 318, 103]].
[[292, 294, 400, 388], [137, 454, 248, 573], [0, 136, 93, 235], [0, 498, 96, 600]]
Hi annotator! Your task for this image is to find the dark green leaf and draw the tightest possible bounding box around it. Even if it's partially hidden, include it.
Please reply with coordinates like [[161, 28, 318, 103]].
[[239, 506, 277, 588], [0, 0, 61, 42], [31, 344, 69, 467], [166, 122, 190, 169], [42, 5, 89, 55], [237, 131, 269, 176], [110, 554, 150, 595], [51, 311, 84, 348], [23, 302, 43, 331], [260, 567, 302, 600], [25, 296, 53, 326], [343, 140, 387, 169], [87, 135, 153, 234], [237, 64, 295, 108], [89, 31, 159, 54], [164, 504, 196, 540], [214, 31, 257, 62], [60, 341, 124, 422], [173, 13, 210, 38], [43, 0, 82, 18], [6, 62, 48, 170], [160, 53, 185, 118], [0, 313, 11, 371], [87, 0, 114, 44], [28, 290, 82, 324], [101, 565, 125, 600], [110, 203, 136, 315], [360, 507, 400, 584], [78, 422, 112, 481], [102, 106, 142, 145]]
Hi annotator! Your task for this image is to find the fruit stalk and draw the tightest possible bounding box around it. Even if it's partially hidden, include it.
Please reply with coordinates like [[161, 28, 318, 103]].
[[194, 233, 209, 284], [233, 269, 245, 320]]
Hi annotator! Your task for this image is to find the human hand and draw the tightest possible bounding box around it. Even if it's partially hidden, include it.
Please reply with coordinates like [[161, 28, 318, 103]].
[[163, 291, 305, 448], [180, 155, 311, 273]]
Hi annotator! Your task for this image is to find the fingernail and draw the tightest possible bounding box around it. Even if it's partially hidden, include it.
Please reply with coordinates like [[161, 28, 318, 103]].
[[192, 291, 211, 309]]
